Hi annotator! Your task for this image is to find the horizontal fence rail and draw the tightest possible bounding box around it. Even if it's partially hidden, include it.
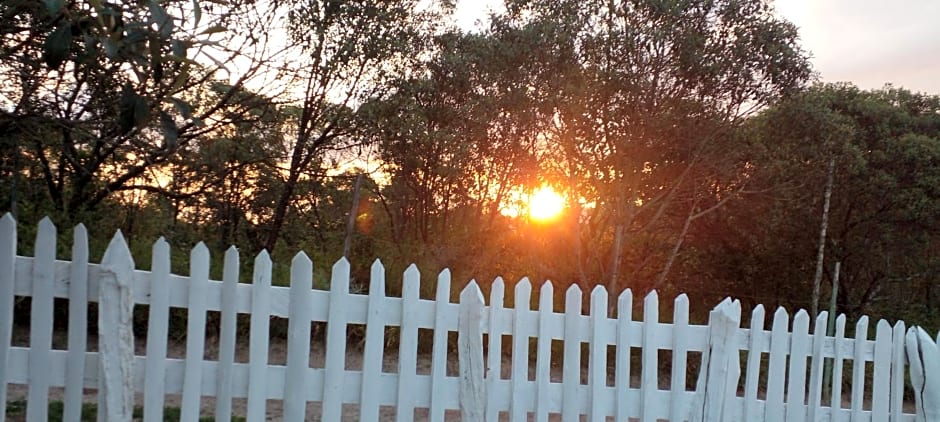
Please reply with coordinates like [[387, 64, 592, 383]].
[[0, 214, 933, 421]]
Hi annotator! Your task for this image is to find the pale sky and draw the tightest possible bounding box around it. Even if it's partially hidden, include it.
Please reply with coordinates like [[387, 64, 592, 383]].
[[454, 0, 940, 94]]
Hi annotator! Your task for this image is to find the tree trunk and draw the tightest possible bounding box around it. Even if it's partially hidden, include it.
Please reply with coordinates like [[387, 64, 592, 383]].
[[811, 157, 836, 318], [265, 171, 300, 253], [653, 200, 697, 292], [609, 223, 624, 294]]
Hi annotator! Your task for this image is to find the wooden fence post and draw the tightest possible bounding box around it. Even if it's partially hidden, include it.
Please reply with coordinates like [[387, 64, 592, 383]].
[[459, 281, 486, 421], [98, 231, 136, 421], [0, 214, 16, 422], [907, 326, 940, 422], [690, 298, 741, 422]]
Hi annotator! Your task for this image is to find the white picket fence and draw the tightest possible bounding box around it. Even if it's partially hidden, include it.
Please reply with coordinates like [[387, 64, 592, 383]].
[[0, 215, 932, 421]]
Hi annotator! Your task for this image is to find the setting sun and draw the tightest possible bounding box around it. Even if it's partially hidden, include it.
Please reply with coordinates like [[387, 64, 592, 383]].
[[528, 186, 565, 222]]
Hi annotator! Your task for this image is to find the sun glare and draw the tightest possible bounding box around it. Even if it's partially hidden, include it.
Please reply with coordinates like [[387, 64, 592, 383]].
[[528, 186, 565, 222]]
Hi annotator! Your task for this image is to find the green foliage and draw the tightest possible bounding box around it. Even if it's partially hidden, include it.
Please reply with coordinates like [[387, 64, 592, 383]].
[[682, 84, 940, 326]]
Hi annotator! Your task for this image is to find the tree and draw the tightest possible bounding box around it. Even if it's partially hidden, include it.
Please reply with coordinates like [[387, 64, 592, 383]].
[[684, 84, 940, 319], [260, 0, 450, 253], [358, 30, 541, 277], [0, 0, 282, 222], [492, 0, 812, 293]]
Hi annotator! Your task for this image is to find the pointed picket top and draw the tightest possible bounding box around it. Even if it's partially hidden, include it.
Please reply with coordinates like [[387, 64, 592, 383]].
[[1, 212, 14, 224], [101, 230, 134, 276], [331, 257, 351, 292], [435, 269, 451, 301], [773, 306, 789, 320], [674, 293, 689, 308], [855, 315, 870, 338], [539, 280, 554, 312], [793, 309, 809, 324], [225, 245, 238, 259], [644, 289, 659, 320], [369, 259, 385, 295], [814, 311, 828, 332], [460, 279, 485, 305], [644, 289, 659, 307], [255, 249, 271, 265], [590, 284, 607, 301], [252, 250, 272, 287], [333, 256, 350, 273], [713, 297, 741, 322], [750, 304, 765, 326], [291, 251, 313, 289], [292, 250, 312, 268], [222, 245, 239, 279], [565, 283, 582, 312], [618, 288, 633, 318], [403, 264, 420, 299], [491, 277, 505, 303], [36, 216, 56, 255], [38, 215, 54, 232], [190, 241, 209, 265], [73, 222, 87, 243], [224, 246, 239, 276], [515, 277, 531, 300], [590, 285, 608, 316]]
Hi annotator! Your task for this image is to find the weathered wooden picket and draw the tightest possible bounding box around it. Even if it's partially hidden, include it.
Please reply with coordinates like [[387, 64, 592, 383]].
[[0, 215, 933, 421]]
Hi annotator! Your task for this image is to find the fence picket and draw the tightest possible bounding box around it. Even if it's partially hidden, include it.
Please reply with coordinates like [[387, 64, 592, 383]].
[[429, 269, 452, 421], [144, 238, 171, 422], [890, 321, 906, 421], [98, 230, 136, 421], [765, 307, 790, 422], [589, 286, 609, 422], [871, 320, 892, 420], [535, 282, 554, 422], [743, 305, 766, 421], [284, 252, 314, 422], [615, 289, 635, 421], [562, 285, 583, 421], [849, 316, 870, 422], [806, 312, 828, 422], [0, 214, 14, 422], [215, 246, 239, 421], [360, 260, 387, 421], [322, 258, 351, 421], [692, 298, 742, 422], [640, 290, 659, 422], [181, 243, 210, 421], [786, 310, 811, 422], [670, 294, 690, 421], [486, 277, 506, 422], [27, 218, 55, 421], [246, 251, 273, 421], [396, 265, 421, 422], [510, 278, 533, 422], [459, 281, 486, 421], [830, 314, 847, 422], [63, 224, 88, 422]]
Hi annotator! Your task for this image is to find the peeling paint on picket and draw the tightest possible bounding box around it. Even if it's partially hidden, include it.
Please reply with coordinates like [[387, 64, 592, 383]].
[[0, 215, 927, 421]]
